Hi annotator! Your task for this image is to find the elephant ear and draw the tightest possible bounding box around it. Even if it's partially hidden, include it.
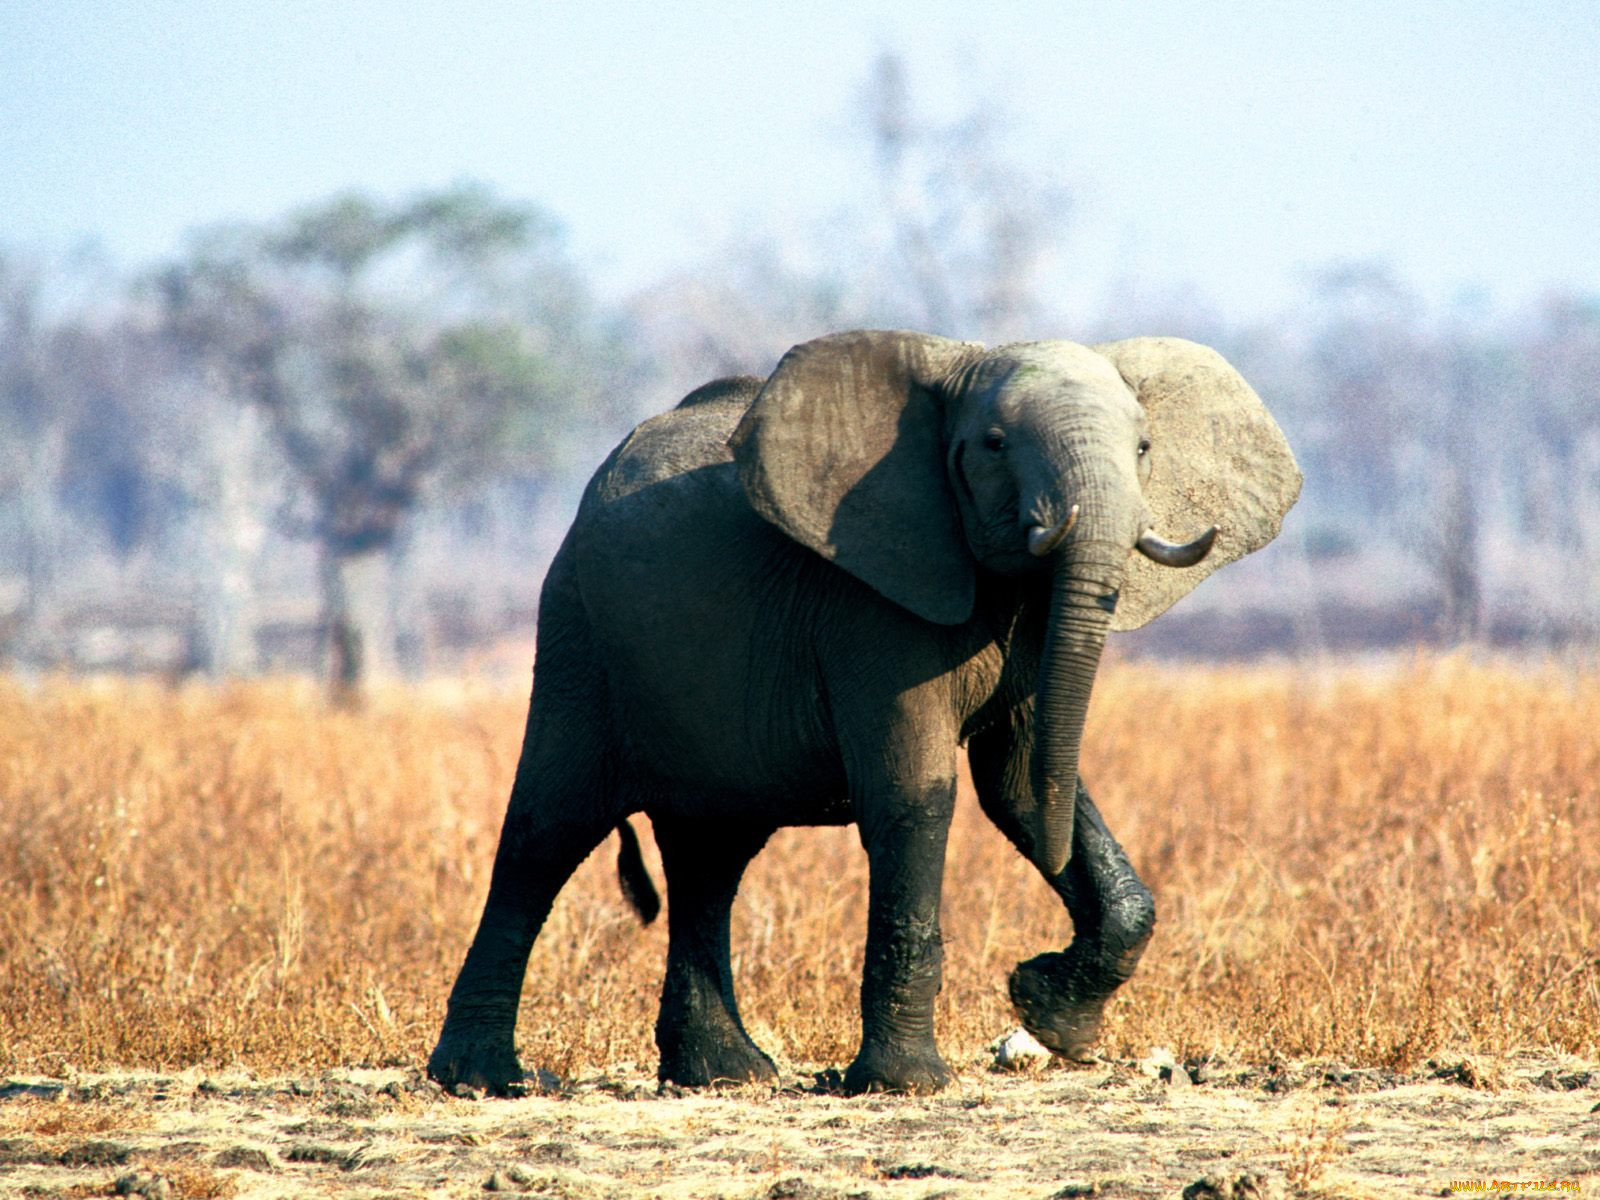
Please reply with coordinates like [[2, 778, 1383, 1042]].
[[1091, 337, 1302, 631], [730, 330, 986, 625]]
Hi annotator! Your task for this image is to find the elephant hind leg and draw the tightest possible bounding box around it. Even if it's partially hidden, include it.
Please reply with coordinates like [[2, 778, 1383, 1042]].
[[429, 547, 628, 1094], [651, 818, 777, 1087], [427, 745, 621, 1092]]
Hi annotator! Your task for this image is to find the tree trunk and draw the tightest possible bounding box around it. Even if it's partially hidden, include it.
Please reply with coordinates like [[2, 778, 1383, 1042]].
[[16, 443, 63, 665], [202, 462, 266, 677], [318, 545, 398, 703]]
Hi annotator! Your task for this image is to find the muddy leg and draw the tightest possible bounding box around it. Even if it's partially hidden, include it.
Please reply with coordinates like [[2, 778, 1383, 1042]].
[[970, 711, 1154, 1059], [843, 779, 958, 1093]]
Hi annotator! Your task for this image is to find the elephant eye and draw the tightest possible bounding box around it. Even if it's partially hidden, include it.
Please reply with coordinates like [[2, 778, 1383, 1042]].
[[983, 429, 1007, 453], [1137, 438, 1151, 458]]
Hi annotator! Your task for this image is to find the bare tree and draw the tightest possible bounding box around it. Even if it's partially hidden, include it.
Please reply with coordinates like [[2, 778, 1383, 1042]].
[[0, 255, 65, 651], [855, 50, 1070, 342], [630, 51, 1074, 400], [0, 254, 182, 663], [1519, 295, 1600, 639], [156, 184, 589, 697]]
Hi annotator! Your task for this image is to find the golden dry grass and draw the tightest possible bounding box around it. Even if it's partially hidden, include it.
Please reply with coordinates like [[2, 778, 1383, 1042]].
[[1, 654, 1596, 1080]]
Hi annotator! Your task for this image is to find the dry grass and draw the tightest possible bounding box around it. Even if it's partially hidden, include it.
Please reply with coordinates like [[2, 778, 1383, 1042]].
[[1, 654, 1596, 1080]]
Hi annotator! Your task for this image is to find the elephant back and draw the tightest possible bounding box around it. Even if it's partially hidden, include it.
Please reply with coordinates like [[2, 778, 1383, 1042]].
[[591, 376, 762, 505]]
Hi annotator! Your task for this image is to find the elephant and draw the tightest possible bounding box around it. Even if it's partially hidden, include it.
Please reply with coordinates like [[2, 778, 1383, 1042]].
[[428, 329, 1300, 1095]]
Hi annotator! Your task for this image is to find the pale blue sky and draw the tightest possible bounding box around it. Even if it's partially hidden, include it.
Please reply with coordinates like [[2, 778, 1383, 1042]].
[[3, 1, 1596, 322]]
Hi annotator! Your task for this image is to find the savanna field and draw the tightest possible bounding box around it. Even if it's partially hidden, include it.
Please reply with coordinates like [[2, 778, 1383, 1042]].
[[2, 656, 1598, 1198]]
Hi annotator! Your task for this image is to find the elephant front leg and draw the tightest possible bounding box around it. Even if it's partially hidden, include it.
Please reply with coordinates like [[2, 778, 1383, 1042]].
[[1006, 784, 1155, 1059], [843, 781, 958, 1094], [970, 715, 1155, 1061]]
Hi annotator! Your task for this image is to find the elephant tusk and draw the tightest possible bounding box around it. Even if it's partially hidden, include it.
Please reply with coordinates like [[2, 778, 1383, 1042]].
[[1135, 524, 1219, 568], [1027, 505, 1080, 557]]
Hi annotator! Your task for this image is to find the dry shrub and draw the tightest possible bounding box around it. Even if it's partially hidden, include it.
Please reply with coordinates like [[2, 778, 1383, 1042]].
[[0, 1098, 151, 1138], [1, 655, 1595, 1077], [138, 1162, 239, 1199], [1276, 1098, 1351, 1192]]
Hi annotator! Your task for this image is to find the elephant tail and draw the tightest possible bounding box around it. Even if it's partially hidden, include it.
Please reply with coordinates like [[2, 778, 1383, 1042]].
[[615, 819, 661, 925]]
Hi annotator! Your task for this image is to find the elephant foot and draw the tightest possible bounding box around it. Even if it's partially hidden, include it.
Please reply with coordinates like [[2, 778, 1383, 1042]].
[[1008, 950, 1112, 1062], [657, 1030, 779, 1088], [842, 1040, 954, 1094], [427, 1028, 526, 1096]]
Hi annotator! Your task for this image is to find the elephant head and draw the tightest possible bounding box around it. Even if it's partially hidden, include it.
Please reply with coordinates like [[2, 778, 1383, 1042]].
[[730, 331, 1300, 876]]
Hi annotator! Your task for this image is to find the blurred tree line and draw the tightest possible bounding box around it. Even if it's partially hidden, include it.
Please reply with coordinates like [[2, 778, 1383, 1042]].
[[3, 55, 1598, 688]]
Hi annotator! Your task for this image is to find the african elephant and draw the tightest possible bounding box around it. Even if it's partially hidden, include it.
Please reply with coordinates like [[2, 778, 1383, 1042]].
[[429, 329, 1300, 1094]]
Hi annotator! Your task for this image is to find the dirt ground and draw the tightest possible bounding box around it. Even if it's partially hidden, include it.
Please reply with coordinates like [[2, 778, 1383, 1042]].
[[2, 1054, 1595, 1200]]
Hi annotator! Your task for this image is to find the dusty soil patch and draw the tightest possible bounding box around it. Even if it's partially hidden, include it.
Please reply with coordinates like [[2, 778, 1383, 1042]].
[[1, 1058, 1594, 1199]]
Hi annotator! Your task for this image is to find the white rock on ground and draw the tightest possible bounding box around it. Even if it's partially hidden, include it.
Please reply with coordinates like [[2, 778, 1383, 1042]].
[[1138, 1046, 1179, 1078], [992, 1028, 1051, 1071]]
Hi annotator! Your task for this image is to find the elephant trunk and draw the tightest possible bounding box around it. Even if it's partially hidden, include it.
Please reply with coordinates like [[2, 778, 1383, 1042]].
[[1025, 555, 1118, 877]]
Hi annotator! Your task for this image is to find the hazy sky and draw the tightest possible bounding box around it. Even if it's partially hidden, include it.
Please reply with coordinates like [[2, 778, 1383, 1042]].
[[3, 1, 1596, 323]]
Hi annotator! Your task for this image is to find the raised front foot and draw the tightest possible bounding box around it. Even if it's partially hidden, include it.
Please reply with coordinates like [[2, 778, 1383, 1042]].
[[657, 1027, 778, 1088], [427, 1027, 526, 1095], [842, 1039, 954, 1094], [1008, 949, 1111, 1061]]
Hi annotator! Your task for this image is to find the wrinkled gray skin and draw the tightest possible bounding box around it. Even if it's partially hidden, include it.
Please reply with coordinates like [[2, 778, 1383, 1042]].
[[429, 330, 1300, 1094]]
